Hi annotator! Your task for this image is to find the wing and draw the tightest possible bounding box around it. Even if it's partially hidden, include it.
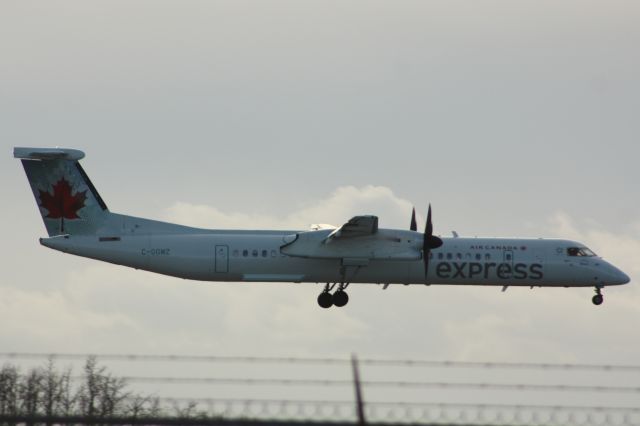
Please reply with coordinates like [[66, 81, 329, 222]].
[[281, 215, 420, 261], [325, 215, 378, 241]]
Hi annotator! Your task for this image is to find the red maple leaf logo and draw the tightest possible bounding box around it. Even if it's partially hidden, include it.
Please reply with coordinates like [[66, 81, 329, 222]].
[[38, 178, 87, 219]]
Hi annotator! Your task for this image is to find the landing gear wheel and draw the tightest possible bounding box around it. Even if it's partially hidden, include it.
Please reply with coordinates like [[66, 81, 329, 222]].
[[332, 290, 349, 307], [317, 292, 333, 309], [592, 286, 604, 306]]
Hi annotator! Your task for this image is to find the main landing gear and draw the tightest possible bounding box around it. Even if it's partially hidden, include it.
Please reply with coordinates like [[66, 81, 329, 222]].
[[592, 286, 604, 306], [317, 283, 350, 309]]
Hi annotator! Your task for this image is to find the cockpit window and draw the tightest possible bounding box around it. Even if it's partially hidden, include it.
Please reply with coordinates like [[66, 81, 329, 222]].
[[567, 247, 597, 257]]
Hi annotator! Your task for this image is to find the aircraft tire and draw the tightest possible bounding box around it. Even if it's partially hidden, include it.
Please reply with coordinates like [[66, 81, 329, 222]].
[[318, 292, 333, 309], [332, 290, 349, 307], [592, 294, 604, 306]]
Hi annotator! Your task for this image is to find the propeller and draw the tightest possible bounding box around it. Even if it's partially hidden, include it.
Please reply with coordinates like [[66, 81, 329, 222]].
[[410, 207, 417, 232], [422, 204, 443, 280]]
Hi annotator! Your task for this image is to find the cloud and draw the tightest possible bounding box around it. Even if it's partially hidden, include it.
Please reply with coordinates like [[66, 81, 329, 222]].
[[163, 185, 415, 230], [0, 285, 137, 349]]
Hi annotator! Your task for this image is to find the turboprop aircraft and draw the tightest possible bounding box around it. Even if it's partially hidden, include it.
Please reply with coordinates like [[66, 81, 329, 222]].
[[15, 147, 630, 308]]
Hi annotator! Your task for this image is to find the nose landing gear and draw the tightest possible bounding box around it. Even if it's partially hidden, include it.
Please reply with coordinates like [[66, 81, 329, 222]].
[[317, 283, 350, 308], [592, 286, 604, 306]]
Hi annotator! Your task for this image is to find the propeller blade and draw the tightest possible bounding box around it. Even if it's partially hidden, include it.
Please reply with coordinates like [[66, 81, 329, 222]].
[[423, 204, 443, 250], [410, 207, 417, 231], [426, 204, 433, 237], [422, 204, 443, 280]]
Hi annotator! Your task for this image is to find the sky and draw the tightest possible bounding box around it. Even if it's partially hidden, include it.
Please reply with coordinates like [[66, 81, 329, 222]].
[[1, 0, 640, 414]]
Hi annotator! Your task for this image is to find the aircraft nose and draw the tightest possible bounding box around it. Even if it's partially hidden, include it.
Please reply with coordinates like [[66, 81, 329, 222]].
[[596, 261, 630, 286], [607, 264, 630, 285], [615, 270, 631, 285]]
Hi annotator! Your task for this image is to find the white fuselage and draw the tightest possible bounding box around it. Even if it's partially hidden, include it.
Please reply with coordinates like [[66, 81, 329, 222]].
[[39, 214, 630, 289]]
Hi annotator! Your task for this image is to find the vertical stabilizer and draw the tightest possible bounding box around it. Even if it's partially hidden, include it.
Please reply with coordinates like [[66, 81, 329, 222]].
[[14, 147, 110, 236]]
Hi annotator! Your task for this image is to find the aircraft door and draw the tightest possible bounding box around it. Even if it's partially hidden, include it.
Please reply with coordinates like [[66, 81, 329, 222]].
[[215, 245, 229, 273]]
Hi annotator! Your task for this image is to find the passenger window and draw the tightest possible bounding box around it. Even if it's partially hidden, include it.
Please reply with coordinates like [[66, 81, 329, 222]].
[[476, 253, 482, 261], [485, 253, 491, 260], [252, 249, 258, 257], [429, 252, 433, 259], [446, 253, 452, 260], [242, 250, 248, 257], [506, 253, 512, 261], [262, 250, 268, 258], [456, 253, 462, 260], [438, 253, 444, 260]]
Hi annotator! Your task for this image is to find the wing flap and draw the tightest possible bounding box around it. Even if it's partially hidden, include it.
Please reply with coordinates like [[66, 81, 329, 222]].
[[326, 215, 378, 241]]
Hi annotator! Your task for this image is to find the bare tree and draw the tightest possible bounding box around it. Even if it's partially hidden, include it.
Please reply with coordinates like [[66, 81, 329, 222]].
[[76, 356, 102, 417], [146, 396, 162, 417], [76, 356, 127, 419], [172, 400, 199, 419], [18, 367, 43, 426], [0, 358, 164, 425], [125, 394, 162, 419], [41, 357, 73, 426], [60, 367, 75, 414], [0, 364, 20, 424], [97, 373, 127, 418]]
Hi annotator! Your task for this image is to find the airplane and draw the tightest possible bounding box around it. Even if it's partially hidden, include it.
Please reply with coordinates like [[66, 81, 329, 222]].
[[14, 147, 630, 308]]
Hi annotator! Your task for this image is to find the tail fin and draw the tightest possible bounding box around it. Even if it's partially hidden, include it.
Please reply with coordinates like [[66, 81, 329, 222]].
[[14, 147, 110, 236]]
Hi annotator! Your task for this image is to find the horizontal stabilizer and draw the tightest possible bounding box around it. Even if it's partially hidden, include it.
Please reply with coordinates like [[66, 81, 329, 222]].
[[14, 147, 85, 161]]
